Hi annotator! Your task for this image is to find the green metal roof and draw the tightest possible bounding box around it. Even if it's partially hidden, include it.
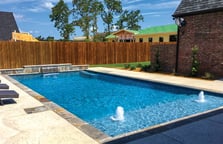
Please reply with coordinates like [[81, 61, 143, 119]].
[[105, 34, 116, 39], [106, 24, 177, 39], [124, 30, 139, 35], [137, 24, 177, 35]]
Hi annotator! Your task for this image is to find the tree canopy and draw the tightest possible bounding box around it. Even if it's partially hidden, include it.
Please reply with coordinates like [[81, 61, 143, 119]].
[[50, 0, 144, 40], [116, 10, 144, 30], [72, 0, 104, 40], [49, 0, 74, 40], [101, 0, 122, 34]]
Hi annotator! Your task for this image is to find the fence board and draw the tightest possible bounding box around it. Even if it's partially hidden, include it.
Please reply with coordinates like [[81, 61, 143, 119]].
[[0, 41, 176, 69]]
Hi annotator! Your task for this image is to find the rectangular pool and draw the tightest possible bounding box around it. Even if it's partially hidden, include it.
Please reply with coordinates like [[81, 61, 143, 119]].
[[11, 71, 223, 137]]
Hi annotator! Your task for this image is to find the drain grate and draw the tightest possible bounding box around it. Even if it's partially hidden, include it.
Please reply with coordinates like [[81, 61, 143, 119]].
[[24, 106, 48, 114]]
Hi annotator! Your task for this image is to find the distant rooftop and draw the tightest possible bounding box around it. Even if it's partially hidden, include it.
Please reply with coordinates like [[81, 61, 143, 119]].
[[173, 0, 223, 17], [138, 24, 177, 35], [106, 24, 177, 39], [0, 11, 19, 40], [106, 29, 139, 39], [114, 29, 139, 35]]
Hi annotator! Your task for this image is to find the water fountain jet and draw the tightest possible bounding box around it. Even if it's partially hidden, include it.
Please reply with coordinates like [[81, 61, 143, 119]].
[[43, 73, 59, 78], [110, 106, 125, 121], [195, 91, 206, 103]]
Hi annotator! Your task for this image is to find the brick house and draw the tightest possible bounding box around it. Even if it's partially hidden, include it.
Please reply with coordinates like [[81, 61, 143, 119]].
[[172, 0, 223, 77]]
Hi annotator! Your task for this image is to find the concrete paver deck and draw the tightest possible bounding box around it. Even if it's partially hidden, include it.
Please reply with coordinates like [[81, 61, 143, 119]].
[[88, 67, 223, 94], [0, 75, 99, 144], [1, 67, 223, 144]]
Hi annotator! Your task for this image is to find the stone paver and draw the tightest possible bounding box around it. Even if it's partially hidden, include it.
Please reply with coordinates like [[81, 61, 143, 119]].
[[88, 67, 223, 94], [0, 75, 99, 144]]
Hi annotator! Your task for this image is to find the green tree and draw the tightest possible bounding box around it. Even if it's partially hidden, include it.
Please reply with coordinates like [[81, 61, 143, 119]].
[[72, 0, 90, 39], [50, 0, 74, 40], [115, 10, 128, 30], [126, 10, 144, 30], [91, 1, 104, 40], [46, 36, 54, 41], [101, 0, 122, 34], [115, 10, 144, 30], [36, 36, 45, 41], [72, 0, 103, 40]]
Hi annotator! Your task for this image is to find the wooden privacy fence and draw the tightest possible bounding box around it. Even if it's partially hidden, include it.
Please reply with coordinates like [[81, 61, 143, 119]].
[[0, 41, 151, 69]]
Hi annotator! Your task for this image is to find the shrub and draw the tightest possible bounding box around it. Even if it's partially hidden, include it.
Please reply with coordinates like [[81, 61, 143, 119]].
[[141, 64, 151, 72], [130, 65, 136, 70], [202, 72, 215, 80], [136, 63, 142, 68], [191, 45, 199, 77], [124, 64, 130, 69]]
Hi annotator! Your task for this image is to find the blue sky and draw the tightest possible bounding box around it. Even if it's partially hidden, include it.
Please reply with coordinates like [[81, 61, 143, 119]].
[[0, 0, 181, 39]]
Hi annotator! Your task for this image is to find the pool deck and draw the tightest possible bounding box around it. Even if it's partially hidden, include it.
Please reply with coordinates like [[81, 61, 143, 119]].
[[1, 67, 223, 144]]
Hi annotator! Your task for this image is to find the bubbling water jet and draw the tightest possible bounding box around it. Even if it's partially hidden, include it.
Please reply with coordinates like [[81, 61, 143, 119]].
[[195, 91, 206, 103], [110, 106, 125, 121]]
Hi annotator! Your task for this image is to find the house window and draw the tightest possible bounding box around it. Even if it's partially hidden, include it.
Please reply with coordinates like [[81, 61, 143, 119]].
[[169, 35, 177, 42], [159, 37, 164, 42], [148, 37, 153, 42], [125, 39, 131, 42], [139, 38, 143, 42]]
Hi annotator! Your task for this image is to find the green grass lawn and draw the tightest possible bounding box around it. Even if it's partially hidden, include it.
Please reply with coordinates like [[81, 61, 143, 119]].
[[90, 61, 150, 68]]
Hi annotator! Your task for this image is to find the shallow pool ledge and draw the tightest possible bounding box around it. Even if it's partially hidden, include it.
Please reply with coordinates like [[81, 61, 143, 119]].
[[0, 64, 88, 75]]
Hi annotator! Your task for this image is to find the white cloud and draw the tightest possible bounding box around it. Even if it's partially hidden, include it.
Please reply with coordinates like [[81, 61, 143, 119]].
[[123, 0, 180, 10], [42, 1, 54, 10], [112, 25, 118, 31], [142, 12, 158, 16], [0, 0, 70, 4], [2, 0, 57, 13], [14, 14, 24, 20], [27, 1, 55, 12], [29, 30, 40, 34], [142, 11, 169, 17], [28, 7, 44, 13], [124, 0, 144, 4], [0, 0, 35, 4]]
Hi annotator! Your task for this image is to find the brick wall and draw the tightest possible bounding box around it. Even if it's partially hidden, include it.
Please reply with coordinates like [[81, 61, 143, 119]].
[[177, 11, 223, 77], [150, 43, 177, 73]]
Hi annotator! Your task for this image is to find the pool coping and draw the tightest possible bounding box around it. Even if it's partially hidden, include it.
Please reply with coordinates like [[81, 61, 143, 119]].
[[87, 67, 223, 143], [3, 67, 223, 144], [2, 74, 109, 143]]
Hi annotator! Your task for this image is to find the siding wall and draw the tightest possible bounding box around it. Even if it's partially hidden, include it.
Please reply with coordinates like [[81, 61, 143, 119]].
[[135, 32, 177, 42]]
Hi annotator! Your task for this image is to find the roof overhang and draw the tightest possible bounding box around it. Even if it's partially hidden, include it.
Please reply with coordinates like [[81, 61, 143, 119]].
[[173, 7, 223, 17]]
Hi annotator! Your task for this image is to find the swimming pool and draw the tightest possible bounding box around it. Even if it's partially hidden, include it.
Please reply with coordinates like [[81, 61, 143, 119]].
[[11, 71, 223, 137]]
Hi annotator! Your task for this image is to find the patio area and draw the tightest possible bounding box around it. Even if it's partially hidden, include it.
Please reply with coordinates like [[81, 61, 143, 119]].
[[0, 67, 223, 144]]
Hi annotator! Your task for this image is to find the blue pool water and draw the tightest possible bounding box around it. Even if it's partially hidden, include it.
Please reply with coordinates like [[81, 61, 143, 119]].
[[11, 71, 223, 136]]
